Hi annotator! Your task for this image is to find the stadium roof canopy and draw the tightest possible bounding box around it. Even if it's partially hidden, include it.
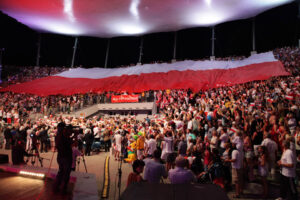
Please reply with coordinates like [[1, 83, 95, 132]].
[[0, 0, 294, 38]]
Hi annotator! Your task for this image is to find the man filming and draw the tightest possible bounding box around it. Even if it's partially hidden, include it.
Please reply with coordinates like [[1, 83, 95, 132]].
[[11, 139, 35, 165], [53, 121, 73, 194]]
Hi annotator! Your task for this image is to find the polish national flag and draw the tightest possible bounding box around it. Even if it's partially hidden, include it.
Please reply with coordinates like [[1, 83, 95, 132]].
[[230, 127, 237, 134], [0, 52, 289, 96], [266, 98, 273, 103], [285, 95, 294, 100]]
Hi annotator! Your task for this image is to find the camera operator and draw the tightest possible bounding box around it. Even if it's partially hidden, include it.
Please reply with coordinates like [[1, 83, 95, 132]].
[[4, 125, 12, 149], [53, 121, 73, 194], [31, 128, 39, 152], [83, 128, 93, 156], [26, 127, 33, 151], [39, 126, 49, 153], [12, 139, 35, 165], [77, 128, 84, 151]]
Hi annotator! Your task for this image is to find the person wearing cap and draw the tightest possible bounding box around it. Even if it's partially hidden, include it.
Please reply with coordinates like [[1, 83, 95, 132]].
[[169, 155, 196, 184]]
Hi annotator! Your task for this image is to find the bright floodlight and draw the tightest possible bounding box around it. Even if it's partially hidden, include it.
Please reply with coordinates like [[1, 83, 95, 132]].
[[129, 0, 140, 19], [205, 0, 212, 6], [112, 22, 147, 35], [44, 20, 82, 35], [0, 0, 293, 37], [63, 0, 76, 22], [188, 9, 228, 25]]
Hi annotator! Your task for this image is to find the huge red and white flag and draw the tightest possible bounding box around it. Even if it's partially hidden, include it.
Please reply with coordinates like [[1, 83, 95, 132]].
[[1, 52, 289, 96]]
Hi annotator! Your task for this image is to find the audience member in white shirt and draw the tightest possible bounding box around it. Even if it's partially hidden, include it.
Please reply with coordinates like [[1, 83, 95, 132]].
[[276, 140, 297, 200], [261, 132, 278, 179]]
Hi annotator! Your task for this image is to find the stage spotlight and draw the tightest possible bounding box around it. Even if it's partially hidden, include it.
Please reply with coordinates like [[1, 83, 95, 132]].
[[19, 170, 45, 179]]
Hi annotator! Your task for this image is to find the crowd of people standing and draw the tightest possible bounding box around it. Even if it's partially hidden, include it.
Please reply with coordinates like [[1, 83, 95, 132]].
[[0, 46, 299, 199]]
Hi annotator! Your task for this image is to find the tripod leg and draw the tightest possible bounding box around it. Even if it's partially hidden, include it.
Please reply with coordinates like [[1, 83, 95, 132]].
[[83, 160, 87, 173], [30, 150, 35, 166], [25, 149, 30, 164], [37, 153, 43, 167], [82, 156, 88, 173], [39, 157, 43, 167], [77, 158, 80, 171], [34, 146, 43, 167], [32, 155, 36, 166]]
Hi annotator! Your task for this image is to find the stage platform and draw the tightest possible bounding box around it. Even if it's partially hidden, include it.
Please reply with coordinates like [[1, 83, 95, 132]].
[[0, 164, 98, 200], [0, 171, 73, 200]]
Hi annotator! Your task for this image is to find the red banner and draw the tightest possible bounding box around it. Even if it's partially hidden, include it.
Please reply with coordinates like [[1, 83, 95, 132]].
[[111, 95, 139, 103]]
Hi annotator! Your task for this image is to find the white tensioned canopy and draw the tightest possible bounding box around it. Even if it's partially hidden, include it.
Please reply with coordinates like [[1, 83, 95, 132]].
[[0, 0, 294, 38]]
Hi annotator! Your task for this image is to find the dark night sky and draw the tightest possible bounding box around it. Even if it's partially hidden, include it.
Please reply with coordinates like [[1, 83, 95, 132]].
[[0, 2, 299, 68]]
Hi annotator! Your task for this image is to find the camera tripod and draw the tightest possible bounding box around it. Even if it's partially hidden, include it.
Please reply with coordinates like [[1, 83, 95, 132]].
[[26, 145, 48, 167], [76, 154, 88, 173]]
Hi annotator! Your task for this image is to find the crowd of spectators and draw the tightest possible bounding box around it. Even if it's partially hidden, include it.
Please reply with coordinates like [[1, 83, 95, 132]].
[[0, 46, 299, 199], [1, 66, 67, 86], [0, 92, 105, 123], [274, 47, 300, 76], [0, 91, 154, 128]]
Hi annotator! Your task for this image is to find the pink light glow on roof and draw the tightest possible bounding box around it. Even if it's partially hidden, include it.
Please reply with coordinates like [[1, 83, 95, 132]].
[[0, 0, 294, 37]]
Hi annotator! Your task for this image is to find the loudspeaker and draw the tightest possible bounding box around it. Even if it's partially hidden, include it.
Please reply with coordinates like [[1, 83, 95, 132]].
[[0, 154, 8, 164]]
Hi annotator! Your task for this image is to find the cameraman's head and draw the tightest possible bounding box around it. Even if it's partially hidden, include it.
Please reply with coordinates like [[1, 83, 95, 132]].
[[64, 124, 73, 137], [57, 122, 66, 134]]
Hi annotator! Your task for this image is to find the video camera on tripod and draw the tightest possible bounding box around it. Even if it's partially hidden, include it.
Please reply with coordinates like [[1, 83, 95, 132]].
[[64, 125, 83, 143], [75, 153, 88, 173], [25, 143, 49, 167]]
